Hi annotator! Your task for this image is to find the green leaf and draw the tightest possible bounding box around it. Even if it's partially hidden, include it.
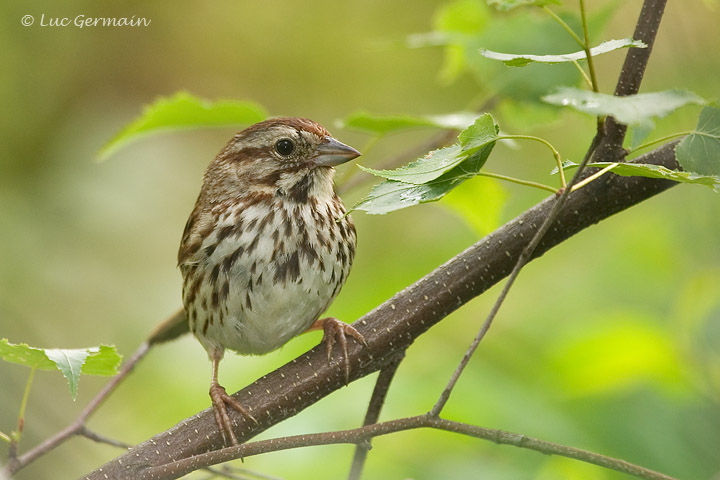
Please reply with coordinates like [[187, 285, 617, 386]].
[[357, 114, 498, 184], [351, 176, 464, 215], [415, 6, 586, 98], [353, 142, 496, 214], [676, 105, 720, 176], [487, 0, 560, 11], [563, 161, 720, 192], [1, 339, 123, 400], [98, 91, 268, 161], [81, 345, 124, 376], [478, 14, 583, 101], [458, 113, 500, 151], [543, 88, 705, 126], [45, 349, 90, 400], [340, 111, 479, 136], [359, 145, 465, 185], [480, 38, 646, 67], [0, 339, 56, 370]]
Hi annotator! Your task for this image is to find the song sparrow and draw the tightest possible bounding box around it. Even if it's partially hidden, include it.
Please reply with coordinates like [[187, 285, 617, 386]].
[[178, 117, 366, 445]]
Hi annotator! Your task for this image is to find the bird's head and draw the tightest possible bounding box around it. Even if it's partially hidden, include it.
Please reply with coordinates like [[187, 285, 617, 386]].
[[202, 117, 360, 203]]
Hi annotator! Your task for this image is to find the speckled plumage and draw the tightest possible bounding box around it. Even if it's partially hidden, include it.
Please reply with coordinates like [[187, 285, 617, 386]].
[[179, 117, 363, 445], [178, 118, 357, 360]]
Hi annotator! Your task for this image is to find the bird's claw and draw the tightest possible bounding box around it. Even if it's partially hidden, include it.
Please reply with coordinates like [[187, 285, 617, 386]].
[[209, 383, 257, 446], [320, 317, 368, 385]]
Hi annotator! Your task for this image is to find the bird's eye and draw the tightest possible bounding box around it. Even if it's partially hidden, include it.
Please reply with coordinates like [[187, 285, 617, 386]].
[[274, 138, 295, 156]]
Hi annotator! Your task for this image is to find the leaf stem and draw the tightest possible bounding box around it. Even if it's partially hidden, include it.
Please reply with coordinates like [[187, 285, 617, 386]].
[[475, 171, 557, 193], [499, 134, 567, 188], [630, 131, 691, 153], [543, 7, 584, 48], [570, 162, 619, 191], [17, 367, 37, 436], [572, 59, 594, 89], [579, 0, 600, 92]]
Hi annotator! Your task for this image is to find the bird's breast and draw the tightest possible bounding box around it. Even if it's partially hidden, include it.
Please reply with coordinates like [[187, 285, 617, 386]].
[[182, 196, 356, 356]]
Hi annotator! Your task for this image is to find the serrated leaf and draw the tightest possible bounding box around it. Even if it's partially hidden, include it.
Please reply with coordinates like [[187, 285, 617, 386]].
[[562, 161, 720, 192], [543, 88, 705, 126], [415, 6, 586, 97], [357, 114, 498, 185], [45, 349, 89, 400], [340, 111, 479, 136], [676, 105, 720, 176], [353, 142, 496, 214], [351, 177, 465, 215], [487, 0, 560, 11], [0, 339, 57, 369], [1, 339, 123, 400], [98, 91, 268, 161], [81, 345, 124, 376], [359, 145, 465, 185], [604, 163, 720, 192], [480, 38, 646, 67], [458, 113, 500, 151]]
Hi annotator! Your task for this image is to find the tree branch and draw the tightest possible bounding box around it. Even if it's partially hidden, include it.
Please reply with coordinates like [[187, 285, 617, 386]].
[[598, 0, 668, 161], [79, 3, 675, 478], [430, 130, 604, 417], [142, 415, 678, 480], [348, 352, 404, 480], [82, 139, 681, 480]]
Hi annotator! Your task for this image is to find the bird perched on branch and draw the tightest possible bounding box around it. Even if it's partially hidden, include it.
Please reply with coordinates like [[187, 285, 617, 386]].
[[178, 117, 366, 445]]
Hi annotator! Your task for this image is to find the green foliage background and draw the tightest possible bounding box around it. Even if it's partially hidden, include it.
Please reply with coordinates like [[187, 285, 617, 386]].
[[1, 1, 719, 479]]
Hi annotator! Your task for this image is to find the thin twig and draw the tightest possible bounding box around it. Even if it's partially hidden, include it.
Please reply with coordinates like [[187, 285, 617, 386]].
[[144, 414, 678, 480], [79, 426, 133, 450], [348, 352, 405, 480], [4, 309, 189, 476], [430, 130, 604, 417], [431, 0, 668, 449], [4, 341, 150, 475]]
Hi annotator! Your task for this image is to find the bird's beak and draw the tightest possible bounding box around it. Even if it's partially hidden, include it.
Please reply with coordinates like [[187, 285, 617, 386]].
[[314, 136, 361, 167]]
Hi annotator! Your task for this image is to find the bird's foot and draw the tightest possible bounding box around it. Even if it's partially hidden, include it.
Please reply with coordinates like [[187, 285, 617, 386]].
[[312, 317, 368, 385], [209, 383, 257, 446]]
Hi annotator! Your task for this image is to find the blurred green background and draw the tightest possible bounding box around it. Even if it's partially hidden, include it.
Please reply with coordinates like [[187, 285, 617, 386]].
[[1, 1, 719, 479]]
